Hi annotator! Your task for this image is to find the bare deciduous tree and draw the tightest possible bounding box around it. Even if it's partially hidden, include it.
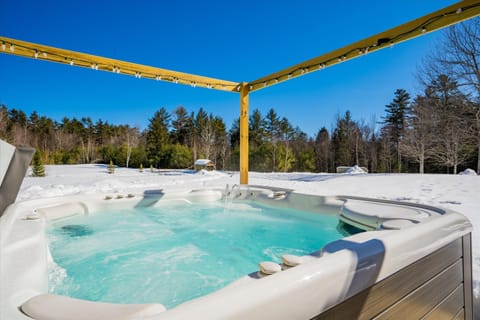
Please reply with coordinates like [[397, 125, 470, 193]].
[[427, 18, 480, 173], [401, 95, 436, 173], [125, 126, 140, 168], [429, 75, 470, 174]]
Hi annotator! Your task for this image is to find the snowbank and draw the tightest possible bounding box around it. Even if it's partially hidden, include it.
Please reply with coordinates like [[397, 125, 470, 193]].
[[459, 168, 478, 176], [345, 165, 368, 174]]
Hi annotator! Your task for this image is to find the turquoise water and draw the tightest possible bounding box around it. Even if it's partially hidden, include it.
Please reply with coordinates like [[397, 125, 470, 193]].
[[47, 201, 347, 308]]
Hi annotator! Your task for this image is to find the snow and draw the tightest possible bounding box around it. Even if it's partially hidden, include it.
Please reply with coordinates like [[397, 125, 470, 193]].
[[460, 168, 478, 176], [194, 159, 213, 166], [15, 165, 480, 313], [344, 165, 368, 174]]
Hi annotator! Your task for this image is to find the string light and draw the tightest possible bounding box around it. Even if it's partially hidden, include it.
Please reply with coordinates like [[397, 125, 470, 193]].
[[247, 4, 478, 89], [0, 41, 232, 90]]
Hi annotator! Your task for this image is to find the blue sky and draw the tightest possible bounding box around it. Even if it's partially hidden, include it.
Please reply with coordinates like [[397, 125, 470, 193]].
[[0, 0, 458, 137]]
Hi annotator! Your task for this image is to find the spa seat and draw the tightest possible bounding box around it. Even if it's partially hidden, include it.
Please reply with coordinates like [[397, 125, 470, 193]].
[[340, 199, 432, 230], [21, 294, 166, 320]]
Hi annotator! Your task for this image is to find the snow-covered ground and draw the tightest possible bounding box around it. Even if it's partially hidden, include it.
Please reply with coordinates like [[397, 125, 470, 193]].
[[16, 164, 480, 314]]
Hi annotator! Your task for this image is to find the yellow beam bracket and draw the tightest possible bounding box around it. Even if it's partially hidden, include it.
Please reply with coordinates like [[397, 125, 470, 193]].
[[247, 0, 480, 92], [0, 36, 240, 92]]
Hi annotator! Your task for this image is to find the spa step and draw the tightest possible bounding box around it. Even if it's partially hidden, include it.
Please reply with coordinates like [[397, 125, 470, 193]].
[[21, 294, 166, 320]]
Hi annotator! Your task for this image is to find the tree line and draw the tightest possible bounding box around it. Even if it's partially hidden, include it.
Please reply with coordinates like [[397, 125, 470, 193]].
[[1, 19, 478, 174]]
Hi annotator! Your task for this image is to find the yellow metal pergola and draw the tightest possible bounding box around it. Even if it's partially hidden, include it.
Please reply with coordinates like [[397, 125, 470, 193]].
[[1, 0, 479, 184]]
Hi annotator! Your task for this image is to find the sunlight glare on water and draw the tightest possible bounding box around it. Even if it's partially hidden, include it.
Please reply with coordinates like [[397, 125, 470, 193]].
[[47, 200, 347, 308]]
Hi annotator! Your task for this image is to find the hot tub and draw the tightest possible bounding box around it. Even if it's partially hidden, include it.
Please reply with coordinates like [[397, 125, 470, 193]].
[[0, 186, 473, 320]]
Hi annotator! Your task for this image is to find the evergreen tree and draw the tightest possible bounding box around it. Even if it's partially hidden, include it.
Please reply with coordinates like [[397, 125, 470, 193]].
[[161, 144, 193, 169], [195, 108, 211, 159], [314, 127, 331, 172], [382, 89, 411, 172], [146, 107, 171, 167], [8, 108, 28, 145], [108, 160, 115, 174], [332, 111, 353, 167], [32, 150, 46, 177], [140, 163, 143, 173], [0, 105, 9, 140], [277, 145, 295, 172], [264, 108, 280, 171], [171, 106, 190, 145], [229, 118, 240, 148], [278, 117, 295, 172], [249, 109, 266, 148], [290, 128, 315, 172], [80, 117, 95, 163], [211, 116, 228, 170], [186, 111, 197, 160]]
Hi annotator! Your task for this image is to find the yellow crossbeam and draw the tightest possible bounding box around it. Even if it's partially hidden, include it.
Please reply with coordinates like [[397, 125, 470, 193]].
[[0, 36, 240, 92], [247, 0, 480, 92]]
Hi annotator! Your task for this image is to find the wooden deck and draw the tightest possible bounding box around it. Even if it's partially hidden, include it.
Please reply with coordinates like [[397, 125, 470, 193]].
[[313, 234, 473, 320]]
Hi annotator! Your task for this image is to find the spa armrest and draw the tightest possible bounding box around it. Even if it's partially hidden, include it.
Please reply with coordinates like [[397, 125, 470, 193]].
[[21, 294, 166, 320]]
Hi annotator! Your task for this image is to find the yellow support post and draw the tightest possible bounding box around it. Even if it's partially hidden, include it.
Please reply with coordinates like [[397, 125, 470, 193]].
[[239, 82, 249, 185]]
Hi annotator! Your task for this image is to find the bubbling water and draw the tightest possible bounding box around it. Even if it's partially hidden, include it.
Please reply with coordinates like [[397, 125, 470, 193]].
[[47, 200, 349, 308]]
